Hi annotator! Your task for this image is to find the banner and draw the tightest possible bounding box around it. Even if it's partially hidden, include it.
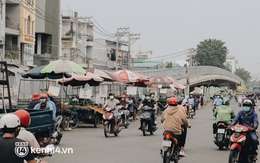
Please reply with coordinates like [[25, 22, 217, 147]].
[[127, 87, 137, 95], [79, 88, 92, 99], [48, 86, 60, 97], [99, 85, 108, 97]]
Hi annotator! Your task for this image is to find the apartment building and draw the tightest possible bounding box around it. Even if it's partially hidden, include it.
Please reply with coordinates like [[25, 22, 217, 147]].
[[60, 9, 94, 68]]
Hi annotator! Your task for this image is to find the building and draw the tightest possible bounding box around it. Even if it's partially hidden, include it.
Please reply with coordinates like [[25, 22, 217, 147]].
[[226, 55, 239, 73], [93, 38, 127, 69], [4, 0, 36, 65], [60, 9, 94, 68], [34, 0, 61, 66]]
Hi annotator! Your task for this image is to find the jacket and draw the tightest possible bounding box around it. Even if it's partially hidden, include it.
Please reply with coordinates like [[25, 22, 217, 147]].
[[231, 110, 258, 129], [214, 105, 236, 125], [161, 105, 188, 135]]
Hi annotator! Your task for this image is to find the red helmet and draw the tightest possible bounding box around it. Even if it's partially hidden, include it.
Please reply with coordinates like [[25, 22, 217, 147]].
[[121, 94, 126, 98], [168, 97, 178, 105], [14, 109, 31, 127]]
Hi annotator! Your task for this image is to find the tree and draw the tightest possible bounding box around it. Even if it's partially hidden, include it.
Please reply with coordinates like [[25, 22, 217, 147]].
[[166, 61, 173, 68], [194, 39, 228, 69], [235, 68, 251, 83]]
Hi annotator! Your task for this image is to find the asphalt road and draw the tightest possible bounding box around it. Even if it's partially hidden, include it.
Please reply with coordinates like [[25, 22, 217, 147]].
[[45, 99, 260, 163]]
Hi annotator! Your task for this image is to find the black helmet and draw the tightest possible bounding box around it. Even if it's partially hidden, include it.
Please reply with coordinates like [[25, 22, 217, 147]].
[[145, 92, 151, 96], [109, 92, 115, 96]]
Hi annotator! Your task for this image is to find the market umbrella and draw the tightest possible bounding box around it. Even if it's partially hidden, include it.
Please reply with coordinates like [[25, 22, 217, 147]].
[[40, 59, 86, 75], [86, 68, 122, 82], [22, 65, 72, 79], [57, 72, 104, 86], [166, 77, 186, 89], [146, 75, 172, 85], [114, 70, 149, 83]]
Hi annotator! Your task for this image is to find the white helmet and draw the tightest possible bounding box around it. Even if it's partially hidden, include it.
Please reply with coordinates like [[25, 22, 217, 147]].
[[0, 113, 20, 129]]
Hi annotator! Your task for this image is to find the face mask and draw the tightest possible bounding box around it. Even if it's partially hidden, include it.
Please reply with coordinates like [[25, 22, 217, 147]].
[[146, 96, 151, 100], [109, 96, 114, 100], [243, 107, 250, 112], [40, 98, 46, 103], [151, 95, 155, 98], [121, 98, 125, 101]]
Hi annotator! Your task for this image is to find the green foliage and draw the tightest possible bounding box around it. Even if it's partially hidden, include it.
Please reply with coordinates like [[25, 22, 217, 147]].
[[194, 39, 228, 68], [235, 68, 251, 83], [166, 61, 173, 68]]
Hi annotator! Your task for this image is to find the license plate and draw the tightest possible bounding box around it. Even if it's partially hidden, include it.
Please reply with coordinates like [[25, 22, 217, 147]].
[[217, 128, 225, 134], [162, 140, 172, 147]]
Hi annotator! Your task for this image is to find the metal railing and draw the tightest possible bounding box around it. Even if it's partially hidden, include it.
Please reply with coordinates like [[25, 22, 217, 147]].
[[137, 66, 244, 84], [5, 20, 19, 30]]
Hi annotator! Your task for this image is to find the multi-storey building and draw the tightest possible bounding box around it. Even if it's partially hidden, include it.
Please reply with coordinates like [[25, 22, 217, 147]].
[[34, 0, 60, 66], [60, 9, 94, 68]]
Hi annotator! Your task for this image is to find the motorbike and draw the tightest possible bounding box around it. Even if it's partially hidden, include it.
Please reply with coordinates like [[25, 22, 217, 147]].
[[187, 102, 195, 118], [118, 105, 130, 128], [139, 106, 157, 136], [102, 106, 121, 137], [229, 125, 257, 163], [60, 109, 79, 131], [128, 103, 138, 121], [238, 96, 243, 107], [160, 131, 183, 163], [214, 122, 230, 150]]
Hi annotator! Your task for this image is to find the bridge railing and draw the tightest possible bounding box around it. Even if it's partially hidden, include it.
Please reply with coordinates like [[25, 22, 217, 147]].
[[137, 66, 244, 84]]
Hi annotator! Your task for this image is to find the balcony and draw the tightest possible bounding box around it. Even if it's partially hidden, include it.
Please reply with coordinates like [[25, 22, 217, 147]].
[[5, 20, 20, 35], [6, 0, 20, 4]]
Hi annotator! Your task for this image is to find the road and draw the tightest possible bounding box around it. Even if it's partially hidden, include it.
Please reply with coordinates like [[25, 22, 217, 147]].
[[45, 99, 259, 163]]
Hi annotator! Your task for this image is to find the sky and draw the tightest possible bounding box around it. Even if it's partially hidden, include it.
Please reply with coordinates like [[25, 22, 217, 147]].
[[61, 0, 260, 76]]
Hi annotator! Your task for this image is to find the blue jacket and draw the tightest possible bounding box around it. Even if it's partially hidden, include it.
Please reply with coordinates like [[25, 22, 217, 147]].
[[231, 110, 259, 129]]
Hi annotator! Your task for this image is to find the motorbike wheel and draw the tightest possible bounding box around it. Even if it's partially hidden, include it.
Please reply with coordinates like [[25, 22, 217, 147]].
[[71, 117, 79, 129], [104, 125, 110, 137], [132, 110, 137, 121], [93, 115, 100, 128], [218, 142, 224, 150], [142, 122, 146, 136], [61, 117, 70, 131], [228, 149, 240, 163], [114, 131, 118, 137], [163, 148, 172, 163]]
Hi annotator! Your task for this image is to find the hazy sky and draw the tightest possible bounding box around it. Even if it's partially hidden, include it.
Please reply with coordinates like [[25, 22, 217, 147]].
[[61, 0, 260, 75]]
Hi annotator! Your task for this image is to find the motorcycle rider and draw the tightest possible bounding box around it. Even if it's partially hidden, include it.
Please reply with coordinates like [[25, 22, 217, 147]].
[[213, 94, 223, 112], [186, 94, 196, 112], [161, 97, 189, 157], [28, 93, 40, 109], [213, 98, 235, 138], [14, 109, 48, 162], [103, 92, 120, 131], [230, 99, 259, 161], [138, 92, 157, 130], [47, 92, 57, 133], [0, 113, 36, 163], [246, 92, 256, 109], [120, 94, 127, 106]]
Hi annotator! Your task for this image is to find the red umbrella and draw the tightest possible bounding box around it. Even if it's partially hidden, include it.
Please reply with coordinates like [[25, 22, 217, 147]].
[[86, 68, 122, 82], [114, 70, 149, 83], [146, 75, 172, 85], [58, 72, 104, 86]]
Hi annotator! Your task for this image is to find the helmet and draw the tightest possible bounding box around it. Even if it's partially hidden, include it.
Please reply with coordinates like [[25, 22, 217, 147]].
[[121, 94, 126, 98], [14, 110, 31, 127], [168, 97, 178, 105], [0, 113, 20, 129], [32, 93, 40, 100], [40, 93, 48, 99], [47, 92, 53, 97], [145, 92, 151, 96], [108, 92, 115, 96], [242, 99, 253, 107]]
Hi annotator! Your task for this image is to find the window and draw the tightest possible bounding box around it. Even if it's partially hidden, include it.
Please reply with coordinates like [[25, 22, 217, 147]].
[[27, 15, 31, 35], [31, 21, 34, 35], [24, 18, 26, 33]]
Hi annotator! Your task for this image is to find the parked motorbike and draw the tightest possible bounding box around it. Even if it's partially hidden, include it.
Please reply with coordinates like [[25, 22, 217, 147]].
[[139, 106, 157, 136], [102, 106, 121, 137], [229, 125, 257, 163], [214, 122, 230, 150], [118, 105, 130, 128], [160, 131, 183, 163]]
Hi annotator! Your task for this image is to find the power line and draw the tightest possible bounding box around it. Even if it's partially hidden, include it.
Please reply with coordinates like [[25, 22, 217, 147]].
[[149, 49, 188, 59]]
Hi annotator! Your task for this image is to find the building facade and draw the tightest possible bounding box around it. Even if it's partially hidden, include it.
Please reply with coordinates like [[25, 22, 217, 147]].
[[226, 55, 239, 73], [60, 9, 94, 68]]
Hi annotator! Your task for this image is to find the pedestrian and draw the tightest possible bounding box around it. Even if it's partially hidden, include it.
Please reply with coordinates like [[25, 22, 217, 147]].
[[200, 94, 204, 109]]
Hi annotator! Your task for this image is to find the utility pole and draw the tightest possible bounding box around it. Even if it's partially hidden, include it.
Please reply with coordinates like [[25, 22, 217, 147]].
[[127, 33, 140, 69], [115, 27, 129, 70]]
